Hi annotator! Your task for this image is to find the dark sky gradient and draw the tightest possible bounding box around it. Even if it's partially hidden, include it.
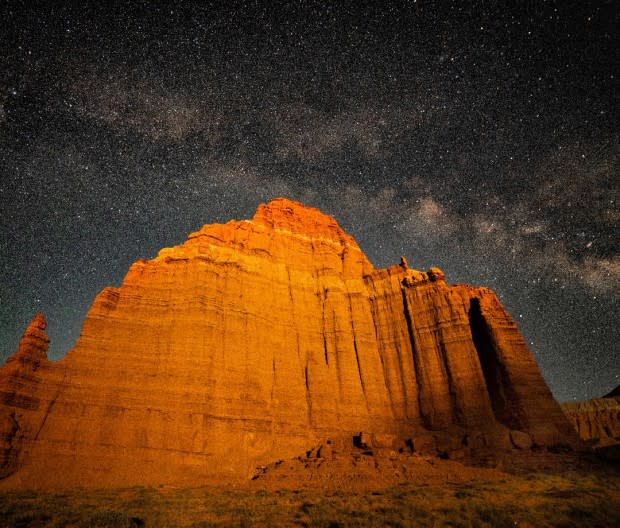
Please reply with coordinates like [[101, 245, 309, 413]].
[[0, 1, 618, 401]]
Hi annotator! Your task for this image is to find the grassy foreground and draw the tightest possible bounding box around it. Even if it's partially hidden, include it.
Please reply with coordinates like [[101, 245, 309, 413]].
[[1, 470, 619, 527]]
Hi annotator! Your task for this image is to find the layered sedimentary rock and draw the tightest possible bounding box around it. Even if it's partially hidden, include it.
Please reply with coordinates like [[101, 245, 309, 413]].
[[0, 198, 580, 488], [562, 389, 620, 446], [0, 314, 54, 478]]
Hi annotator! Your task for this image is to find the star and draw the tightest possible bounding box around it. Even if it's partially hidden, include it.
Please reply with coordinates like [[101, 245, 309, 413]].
[[0, 1, 617, 401]]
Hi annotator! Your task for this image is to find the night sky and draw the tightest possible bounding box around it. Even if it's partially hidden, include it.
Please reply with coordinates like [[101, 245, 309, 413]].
[[0, 1, 617, 402]]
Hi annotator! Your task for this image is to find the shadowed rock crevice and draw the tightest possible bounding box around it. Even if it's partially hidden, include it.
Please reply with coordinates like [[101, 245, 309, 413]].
[[468, 297, 516, 430], [400, 289, 429, 430], [0, 411, 19, 478]]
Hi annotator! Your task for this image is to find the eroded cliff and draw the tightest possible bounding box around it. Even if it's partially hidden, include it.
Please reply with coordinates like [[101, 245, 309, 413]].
[[562, 389, 620, 447], [0, 198, 580, 488]]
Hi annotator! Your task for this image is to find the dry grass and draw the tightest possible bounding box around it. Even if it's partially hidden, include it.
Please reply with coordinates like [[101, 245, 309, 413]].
[[1, 468, 619, 527]]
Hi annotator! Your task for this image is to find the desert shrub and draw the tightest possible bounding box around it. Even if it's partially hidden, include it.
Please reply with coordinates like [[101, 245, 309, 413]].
[[87, 510, 144, 528], [473, 504, 516, 528], [308, 520, 342, 528], [9, 513, 52, 528], [567, 505, 594, 520]]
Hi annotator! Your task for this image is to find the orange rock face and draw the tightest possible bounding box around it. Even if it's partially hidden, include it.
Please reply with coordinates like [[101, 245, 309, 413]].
[[562, 390, 620, 447], [0, 198, 580, 488]]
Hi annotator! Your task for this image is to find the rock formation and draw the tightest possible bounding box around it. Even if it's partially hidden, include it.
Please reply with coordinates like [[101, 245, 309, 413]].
[[0, 198, 580, 488], [562, 388, 620, 447], [605, 385, 620, 398]]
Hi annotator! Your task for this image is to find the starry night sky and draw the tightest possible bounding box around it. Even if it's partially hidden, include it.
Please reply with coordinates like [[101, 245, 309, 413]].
[[0, 1, 617, 402]]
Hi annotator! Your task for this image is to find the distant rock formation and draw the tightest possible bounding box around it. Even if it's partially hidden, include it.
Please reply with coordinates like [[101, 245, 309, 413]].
[[605, 385, 620, 399], [562, 387, 620, 447], [0, 198, 580, 488]]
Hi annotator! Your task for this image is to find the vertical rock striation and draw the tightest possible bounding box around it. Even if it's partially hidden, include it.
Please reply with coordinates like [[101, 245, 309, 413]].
[[0, 198, 580, 488]]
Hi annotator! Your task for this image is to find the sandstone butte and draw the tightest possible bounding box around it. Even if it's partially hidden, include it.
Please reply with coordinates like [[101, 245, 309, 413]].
[[0, 198, 581, 489]]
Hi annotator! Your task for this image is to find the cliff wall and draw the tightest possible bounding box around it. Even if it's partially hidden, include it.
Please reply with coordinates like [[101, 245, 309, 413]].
[[562, 391, 620, 447], [0, 198, 579, 488]]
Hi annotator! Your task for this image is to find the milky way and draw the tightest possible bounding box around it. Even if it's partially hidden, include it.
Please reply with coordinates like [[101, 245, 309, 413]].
[[0, 1, 617, 401]]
